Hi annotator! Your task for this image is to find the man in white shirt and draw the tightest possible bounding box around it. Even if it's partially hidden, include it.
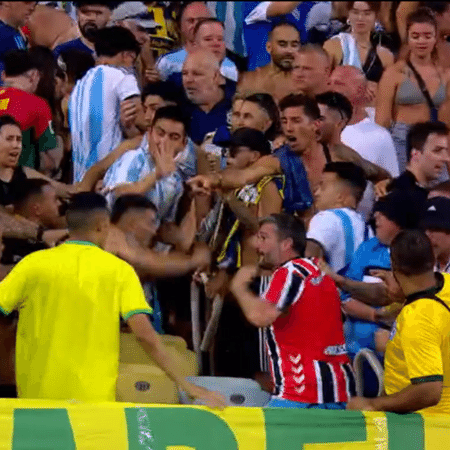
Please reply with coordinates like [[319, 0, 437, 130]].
[[306, 161, 370, 274], [329, 65, 399, 220], [69, 26, 141, 183], [156, 3, 237, 85]]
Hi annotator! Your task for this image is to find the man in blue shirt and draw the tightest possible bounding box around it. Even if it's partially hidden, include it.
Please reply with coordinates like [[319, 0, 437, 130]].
[[322, 190, 421, 359], [53, 1, 117, 58], [0, 2, 35, 73], [181, 49, 234, 144]]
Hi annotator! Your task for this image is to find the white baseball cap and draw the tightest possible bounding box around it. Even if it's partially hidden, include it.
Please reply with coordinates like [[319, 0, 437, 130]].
[[111, 1, 159, 29]]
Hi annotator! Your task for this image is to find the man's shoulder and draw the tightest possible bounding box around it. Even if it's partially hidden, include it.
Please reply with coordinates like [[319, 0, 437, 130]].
[[0, 22, 22, 44], [54, 38, 91, 55], [310, 209, 342, 224], [346, 119, 392, 138], [277, 257, 319, 277], [157, 47, 186, 64], [357, 236, 385, 252]]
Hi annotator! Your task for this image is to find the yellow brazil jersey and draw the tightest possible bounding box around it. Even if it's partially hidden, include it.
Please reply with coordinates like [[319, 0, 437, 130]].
[[384, 272, 450, 414], [0, 241, 152, 402]]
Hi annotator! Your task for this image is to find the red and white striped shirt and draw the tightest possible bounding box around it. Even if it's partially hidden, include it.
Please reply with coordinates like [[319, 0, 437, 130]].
[[263, 258, 355, 404]]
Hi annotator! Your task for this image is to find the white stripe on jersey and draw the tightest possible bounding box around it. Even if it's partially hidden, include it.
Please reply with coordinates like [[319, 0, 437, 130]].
[[69, 65, 140, 183], [340, 364, 352, 401], [314, 361, 324, 403], [327, 363, 339, 403]]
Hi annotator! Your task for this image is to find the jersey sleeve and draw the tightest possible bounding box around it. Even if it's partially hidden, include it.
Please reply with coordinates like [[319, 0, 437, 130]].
[[119, 261, 153, 321], [262, 264, 305, 312], [401, 301, 444, 384], [245, 2, 271, 24], [155, 54, 171, 81], [116, 74, 140, 102], [340, 241, 369, 303], [34, 99, 57, 152], [307, 211, 339, 256], [0, 257, 29, 314]]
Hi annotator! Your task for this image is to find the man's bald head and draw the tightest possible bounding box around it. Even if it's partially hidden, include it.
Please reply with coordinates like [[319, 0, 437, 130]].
[[182, 49, 221, 105], [329, 65, 367, 106]]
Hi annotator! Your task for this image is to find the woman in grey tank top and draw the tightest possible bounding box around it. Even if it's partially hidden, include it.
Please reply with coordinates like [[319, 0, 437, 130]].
[[376, 8, 450, 175]]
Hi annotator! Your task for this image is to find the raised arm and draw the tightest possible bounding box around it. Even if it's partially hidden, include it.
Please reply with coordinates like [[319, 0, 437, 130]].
[[78, 135, 143, 192], [189, 156, 281, 195], [323, 38, 342, 70], [333, 144, 391, 183]]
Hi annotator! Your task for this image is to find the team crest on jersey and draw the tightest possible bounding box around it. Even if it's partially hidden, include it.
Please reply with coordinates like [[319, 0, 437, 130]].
[[310, 273, 324, 286]]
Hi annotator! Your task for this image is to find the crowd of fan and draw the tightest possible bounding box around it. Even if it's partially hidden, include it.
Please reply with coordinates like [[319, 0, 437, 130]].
[[0, 0, 450, 411]]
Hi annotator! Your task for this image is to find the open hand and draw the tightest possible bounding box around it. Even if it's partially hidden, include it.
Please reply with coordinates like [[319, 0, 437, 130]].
[[154, 141, 176, 179], [120, 98, 138, 128], [186, 383, 227, 409]]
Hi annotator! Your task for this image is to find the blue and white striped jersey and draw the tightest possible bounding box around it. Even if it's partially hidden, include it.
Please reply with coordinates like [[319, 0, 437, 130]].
[[156, 48, 238, 82], [103, 135, 197, 224], [69, 65, 140, 183], [307, 207, 371, 274]]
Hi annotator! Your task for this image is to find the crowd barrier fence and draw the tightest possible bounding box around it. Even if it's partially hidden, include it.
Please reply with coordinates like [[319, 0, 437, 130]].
[[0, 399, 449, 449]]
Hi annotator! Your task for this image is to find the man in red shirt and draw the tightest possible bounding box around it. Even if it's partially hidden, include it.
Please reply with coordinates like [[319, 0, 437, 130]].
[[231, 213, 355, 408], [0, 49, 56, 169]]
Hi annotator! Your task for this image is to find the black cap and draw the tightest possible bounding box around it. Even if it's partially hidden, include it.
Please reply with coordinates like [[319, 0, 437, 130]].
[[229, 128, 272, 156], [373, 190, 422, 229], [420, 196, 450, 231]]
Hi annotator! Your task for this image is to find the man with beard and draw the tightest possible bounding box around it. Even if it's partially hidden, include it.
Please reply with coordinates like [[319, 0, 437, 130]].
[[238, 21, 300, 103], [188, 94, 316, 218], [53, 1, 117, 58], [230, 213, 355, 408]]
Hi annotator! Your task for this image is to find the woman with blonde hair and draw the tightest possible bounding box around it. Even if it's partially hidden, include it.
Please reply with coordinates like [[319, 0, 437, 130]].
[[376, 7, 450, 173]]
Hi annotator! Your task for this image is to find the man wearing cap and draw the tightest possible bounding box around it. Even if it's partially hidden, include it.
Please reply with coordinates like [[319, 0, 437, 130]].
[[320, 190, 422, 358], [110, 2, 158, 87], [53, 1, 117, 58], [207, 127, 283, 289], [422, 196, 450, 274], [205, 127, 283, 380]]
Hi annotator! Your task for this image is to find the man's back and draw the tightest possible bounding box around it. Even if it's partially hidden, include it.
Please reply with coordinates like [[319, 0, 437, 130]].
[[0, 241, 151, 401], [263, 257, 353, 404], [341, 118, 399, 220], [69, 65, 140, 183]]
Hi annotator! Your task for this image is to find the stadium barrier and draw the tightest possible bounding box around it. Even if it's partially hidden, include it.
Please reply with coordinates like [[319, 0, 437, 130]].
[[0, 399, 449, 449]]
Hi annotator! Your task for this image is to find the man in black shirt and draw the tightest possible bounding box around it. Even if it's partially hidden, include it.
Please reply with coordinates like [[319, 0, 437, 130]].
[[389, 122, 449, 210]]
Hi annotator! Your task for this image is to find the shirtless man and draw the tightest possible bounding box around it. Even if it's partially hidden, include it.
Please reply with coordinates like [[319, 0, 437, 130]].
[[237, 21, 300, 103], [26, 4, 79, 50], [189, 94, 390, 210]]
